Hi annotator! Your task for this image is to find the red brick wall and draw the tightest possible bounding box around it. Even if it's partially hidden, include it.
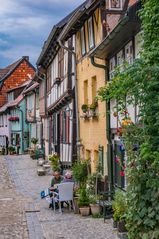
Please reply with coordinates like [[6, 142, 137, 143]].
[[129, 0, 137, 7], [0, 60, 35, 107], [105, 0, 137, 35]]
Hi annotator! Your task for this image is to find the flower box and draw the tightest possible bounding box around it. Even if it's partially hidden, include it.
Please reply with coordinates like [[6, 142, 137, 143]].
[[8, 116, 19, 121]]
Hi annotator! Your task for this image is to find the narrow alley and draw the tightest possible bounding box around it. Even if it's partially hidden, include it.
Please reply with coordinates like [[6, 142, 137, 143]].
[[0, 155, 115, 239]]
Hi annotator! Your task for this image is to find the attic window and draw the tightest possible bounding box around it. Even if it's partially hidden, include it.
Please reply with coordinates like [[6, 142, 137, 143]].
[[109, 0, 123, 10]]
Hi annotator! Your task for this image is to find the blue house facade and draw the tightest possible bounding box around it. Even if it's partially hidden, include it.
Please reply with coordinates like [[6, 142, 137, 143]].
[[8, 95, 29, 154]]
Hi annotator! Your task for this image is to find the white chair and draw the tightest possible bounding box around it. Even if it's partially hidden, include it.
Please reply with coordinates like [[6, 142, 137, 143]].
[[53, 182, 74, 213]]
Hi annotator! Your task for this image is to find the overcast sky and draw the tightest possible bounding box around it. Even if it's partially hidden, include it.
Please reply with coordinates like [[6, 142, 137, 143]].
[[0, 0, 83, 68]]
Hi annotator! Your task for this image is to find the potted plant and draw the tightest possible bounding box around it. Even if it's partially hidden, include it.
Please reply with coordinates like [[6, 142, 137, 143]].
[[112, 190, 127, 237], [31, 137, 38, 150], [87, 161, 102, 215], [78, 187, 90, 216], [72, 160, 89, 187], [8, 146, 16, 155], [81, 104, 88, 113], [48, 153, 60, 172], [89, 194, 101, 215]]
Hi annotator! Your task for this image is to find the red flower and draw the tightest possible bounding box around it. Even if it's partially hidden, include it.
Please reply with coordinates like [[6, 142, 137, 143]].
[[115, 156, 120, 163], [120, 171, 125, 177]]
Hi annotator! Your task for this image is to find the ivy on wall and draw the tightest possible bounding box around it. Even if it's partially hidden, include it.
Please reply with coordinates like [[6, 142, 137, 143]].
[[98, 0, 159, 238]]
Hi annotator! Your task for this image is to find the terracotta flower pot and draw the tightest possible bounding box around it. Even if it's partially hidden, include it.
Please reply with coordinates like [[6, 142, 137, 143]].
[[79, 207, 90, 216], [90, 204, 101, 215]]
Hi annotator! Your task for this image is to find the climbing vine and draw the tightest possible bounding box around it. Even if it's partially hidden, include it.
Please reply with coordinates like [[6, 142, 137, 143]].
[[98, 0, 159, 238]]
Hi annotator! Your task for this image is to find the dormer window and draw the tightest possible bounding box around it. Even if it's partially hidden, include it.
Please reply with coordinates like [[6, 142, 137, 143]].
[[109, 0, 123, 10]]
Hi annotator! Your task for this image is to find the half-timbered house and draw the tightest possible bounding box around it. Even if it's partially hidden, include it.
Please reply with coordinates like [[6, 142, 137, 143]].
[[90, 0, 141, 188], [36, 8, 83, 167]]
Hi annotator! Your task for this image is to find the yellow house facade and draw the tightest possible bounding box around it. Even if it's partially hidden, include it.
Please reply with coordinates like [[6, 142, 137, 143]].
[[75, 7, 107, 175]]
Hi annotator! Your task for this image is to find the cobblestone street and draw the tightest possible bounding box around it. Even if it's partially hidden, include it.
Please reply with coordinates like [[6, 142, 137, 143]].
[[0, 155, 116, 239]]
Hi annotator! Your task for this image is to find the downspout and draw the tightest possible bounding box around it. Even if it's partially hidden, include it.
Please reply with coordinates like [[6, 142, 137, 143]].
[[90, 56, 113, 190], [15, 106, 24, 153], [58, 39, 80, 160]]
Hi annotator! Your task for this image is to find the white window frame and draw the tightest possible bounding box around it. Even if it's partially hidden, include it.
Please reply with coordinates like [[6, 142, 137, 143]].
[[109, 57, 116, 79], [125, 41, 134, 64], [109, 0, 123, 10], [88, 17, 94, 49], [80, 26, 86, 56]]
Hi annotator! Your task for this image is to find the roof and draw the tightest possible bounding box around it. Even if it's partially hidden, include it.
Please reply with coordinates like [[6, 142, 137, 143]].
[[0, 94, 24, 114], [7, 79, 32, 93], [7, 94, 24, 108], [23, 82, 39, 95], [36, 1, 88, 66], [58, 0, 99, 42], [0, 56, 35, 88], [90, 0, 141, 59]]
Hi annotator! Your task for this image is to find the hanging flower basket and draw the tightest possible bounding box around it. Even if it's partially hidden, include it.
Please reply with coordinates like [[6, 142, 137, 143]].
[[8, 116, 19, 121]]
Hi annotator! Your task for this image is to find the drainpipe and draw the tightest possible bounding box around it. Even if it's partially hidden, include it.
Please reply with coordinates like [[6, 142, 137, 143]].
[[15, 106, 24, 153], [90, 56, 113, 190], [58, 38, 80, 160]]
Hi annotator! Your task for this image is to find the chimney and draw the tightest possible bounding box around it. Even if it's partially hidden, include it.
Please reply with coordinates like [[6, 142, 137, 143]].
[[22, 56, 29, 61]]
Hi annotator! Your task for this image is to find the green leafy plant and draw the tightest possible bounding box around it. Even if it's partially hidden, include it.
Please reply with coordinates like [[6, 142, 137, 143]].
[[31, 138, 38, 145], [8, 146, 16, 154], [72, 160, 89, 186], [89, 100, 98, 111], [97, 1, 159, 237], [78, 187, 90, 207], [81, 104, 88, 113], [48, 153, 60, 171], [112, 190, 127, 223]]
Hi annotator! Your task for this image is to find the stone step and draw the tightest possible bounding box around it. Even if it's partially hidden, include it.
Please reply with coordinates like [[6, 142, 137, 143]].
[[37, 168, 46, 176]]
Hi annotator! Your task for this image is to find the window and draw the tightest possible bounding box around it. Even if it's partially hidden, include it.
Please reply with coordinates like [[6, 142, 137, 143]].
[[47, 65, 51, 92], [58, 48, 64, 79], [84, 80, 88, 105], [88, 17, 94, 49], [93, 150, 99, 172], [109, 0, 123, 10], [86, 149, 91, 161], [109, 57, 116, 79], [99, 145, 104, 175], [117, 50, 124, 72], [8, 92, 14, 102], [91, 76, 97, 101], [53, 114, 57, 145], [80, 26, 86, 56], [125, 41, 133, 64]]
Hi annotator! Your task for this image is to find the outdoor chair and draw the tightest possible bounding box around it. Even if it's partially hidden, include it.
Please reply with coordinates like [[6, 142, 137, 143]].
[[52, 182, 74, 213], [99, 190, 114, 222]]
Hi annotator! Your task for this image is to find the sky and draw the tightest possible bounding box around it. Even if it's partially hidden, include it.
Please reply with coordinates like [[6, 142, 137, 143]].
[[0, 0, 84, 68]]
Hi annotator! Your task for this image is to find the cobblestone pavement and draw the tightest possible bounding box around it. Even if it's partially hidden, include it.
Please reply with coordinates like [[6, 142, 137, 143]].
[[3, 155, 116, 239], [0, 156, 28, 239]]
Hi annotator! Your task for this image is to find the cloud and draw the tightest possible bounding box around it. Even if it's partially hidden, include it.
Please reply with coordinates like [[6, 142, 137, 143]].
[[0, 0, 84, 67], [0, 38, 8, 46], [0, 44, 40, 65]]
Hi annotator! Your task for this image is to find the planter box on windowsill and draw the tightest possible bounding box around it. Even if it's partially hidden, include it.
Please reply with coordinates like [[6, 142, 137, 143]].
[[8, 116, 19, 121], [88, 108, 99, 119], [80, 112, 90, 120]]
